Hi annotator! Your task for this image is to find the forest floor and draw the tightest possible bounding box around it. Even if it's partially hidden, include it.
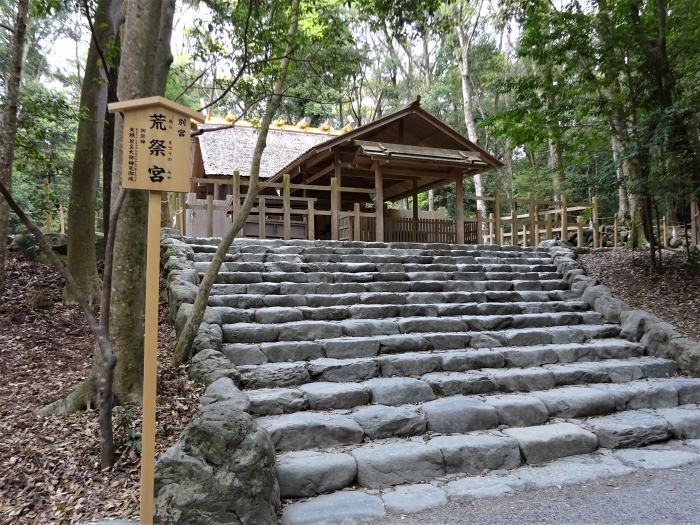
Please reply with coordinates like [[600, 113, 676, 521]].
[[0, 256, 202, 524], [579, 248, 700, 342], [0, 249, 699, 524]]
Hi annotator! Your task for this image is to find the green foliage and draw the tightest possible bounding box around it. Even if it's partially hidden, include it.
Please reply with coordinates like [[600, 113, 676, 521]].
[[114, 402, 142, 453]]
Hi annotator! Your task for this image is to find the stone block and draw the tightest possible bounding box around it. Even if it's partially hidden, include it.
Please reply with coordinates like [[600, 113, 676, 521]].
[[238, 363, 309, 389], [352, 441, 444, 488], [278, 321, 343, 341], [352, 404, 426, 439], [378, 352, 442, 377], [429, 433, 521, 475], [247, 388, 306, 416], [587, 410, 671, 449], [259, 412, 364, 451], [423, 396, 498, 433], [533, 386, 617, 418], [321, 337, 380, 359], [504, 422, 599, 464], [364, 377, 436, 405], [484, 394, 549, 427], [259, 341, 324, 363], [300, 382, 369, 410], [382, 484, 447, 514], [277, 451, 357, 498], [281, 491, 385, 525]]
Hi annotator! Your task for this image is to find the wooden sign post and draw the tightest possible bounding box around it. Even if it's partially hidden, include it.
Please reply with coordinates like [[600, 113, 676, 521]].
[[108, 96, 204, 524]]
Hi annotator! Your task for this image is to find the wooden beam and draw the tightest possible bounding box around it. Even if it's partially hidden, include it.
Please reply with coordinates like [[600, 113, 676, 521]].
[[412, 179, 418, 242], [330, 177, 339, 240], [494, 191, 502, 245], [307, 200, 315, 240], [455, 176, 464, 244], [283, 173, 291, 240], [258, 197, 266, 239], [374, 160, 384, 242]]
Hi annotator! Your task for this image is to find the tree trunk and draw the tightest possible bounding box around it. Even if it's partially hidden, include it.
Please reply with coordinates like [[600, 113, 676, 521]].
[[456, 21, 487, 221], [65, 0, 122, 305], [173, 0, 301, 365], [0, 0, 30, 295], [108, 0, 176, 402], [610, 131, 630, 217], [102, 31, 121, 236]]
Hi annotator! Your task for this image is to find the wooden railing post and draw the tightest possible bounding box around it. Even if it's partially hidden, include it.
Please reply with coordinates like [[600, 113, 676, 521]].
[[373, 161, 384, 242], [560, 194, 568, 241], [510, 201, 517, 246], [494, 191, 502, 245], [455, 176, 465, 244], [576, 216, 584, 248], [613, 213, 619, 247], [330, 176, 339, 240], [353, 202, 361, 241], [528, 192, 536, 246], [592, 197, 600, 248], [283, 173, 291, 240], [258, 197, 266, 239], [206, 194, 214, 237], [307, 200, 315, 240]]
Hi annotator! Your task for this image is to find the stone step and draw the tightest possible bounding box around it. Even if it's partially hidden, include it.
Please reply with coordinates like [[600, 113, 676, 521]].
[[193, 260, 559, 274], [209, 290, 579, 309], [239, 340, 644, 408], [280, 439, 700, 523], [274, 403, 700, 502], [254, 359, 679, 452], [206, 270, 564, 286], [220, 313, 608, 345], [213, 300, 589, 327]]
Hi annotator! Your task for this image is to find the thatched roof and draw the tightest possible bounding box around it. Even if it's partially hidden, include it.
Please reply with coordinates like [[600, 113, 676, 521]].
[[196, 123, 338, 179]]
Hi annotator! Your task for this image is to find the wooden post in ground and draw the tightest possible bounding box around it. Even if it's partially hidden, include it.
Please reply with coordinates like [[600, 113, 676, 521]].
[[307, 200, 315, 240], [206, 194, 213, 237], [283, 173, 291, 240], [178, 194, 186, 235], [592, 197, 600, 248], [258, 197, 266, 239], [662, 214, 668, 247], [59, 204, 65, 234], [613, 213, 619, 247], [511, 201, 517, 246], [692, 199, 700, 247], [373, 161, 384, 242], [522, 224, 528, 246], [412, 180, 419, 242], [545, 214, 552, 240], [560, 194, 568, 241], [232, 170, 241, 229], [494, 191, 502, 245], [455, 175, 465, 244], [576, 216, 584, 248], [44, 177, 52, 231], [528, 192, 536, 246], [330, 177, 339, 240], [353, 202, 361, 241], [488, 213, 495, 244]]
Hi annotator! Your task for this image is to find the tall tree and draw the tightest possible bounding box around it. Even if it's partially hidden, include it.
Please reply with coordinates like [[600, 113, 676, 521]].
[[64, 0, 122, 304], [0, 0, 30, 295]]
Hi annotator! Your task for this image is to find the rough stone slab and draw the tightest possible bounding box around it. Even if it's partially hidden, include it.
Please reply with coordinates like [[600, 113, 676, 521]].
[[445, 475, 517, 501], [340, 319, 399, 337], [663, 378, 700, 404], [300, 382, 369, 410], [441, 349, 505, 372], [490, 367, 556, 393], [352, 404, 426, 439], [352, 441, 444, 488], [423, 332, 471, 350], [382, 484, 447, 514], [259, 412, 364, 451], [260, 341, 324, 363], [349, 304, 399, 319], [545, 362, 612, 386], [308, 357, 378, 382], [379, 334, 431, 354], [322, 337, 380, 359], [364, 377, 436, 405], [422, 371, 496, 396], [247, 388, 306, 415], [429, 433, 521, 475], [238, 362, 309, 389], [189, 349, 238, 386], [614, 447, 700, 470], [281, 490, 385, 525], [469, 333, 506, 349], [484, 394, 549, 427], [504, 422, 599, 464], [592, 381, 679, 411], [378, 352, 442, 377], [398, 317, 467, 334], [221, 343, 268, 365], [512, 453, 635, 489], [254, 307, 304, 324], [300, 306, 348, 321], [222, 323, 279, 344], [277, 451, 357, 498], [499, 345, 561, 368], [423, 396, 498, 433], [586, 410, 671, 449], [278, 321, 343, 341], [656, 407, 700, 439], [199, 377, 250, 411], [533, 386, 617, 418]]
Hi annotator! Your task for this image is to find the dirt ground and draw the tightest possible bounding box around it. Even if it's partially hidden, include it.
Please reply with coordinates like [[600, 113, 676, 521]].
[[0, 257, 201, 524], [578, 248, 700, 342]]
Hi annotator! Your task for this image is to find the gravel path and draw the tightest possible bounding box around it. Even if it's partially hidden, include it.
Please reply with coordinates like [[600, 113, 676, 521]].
[[373, 463, 700, 524]]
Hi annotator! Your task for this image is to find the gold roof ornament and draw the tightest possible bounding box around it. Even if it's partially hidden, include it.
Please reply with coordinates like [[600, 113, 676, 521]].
[[320, 120, 332, 132], [274, 117, 286, 128], [296, 117, 310, 129]]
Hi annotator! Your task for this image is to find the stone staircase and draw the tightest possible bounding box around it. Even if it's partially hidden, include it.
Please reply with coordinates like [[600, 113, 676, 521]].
[[184, 239, 700, 524]]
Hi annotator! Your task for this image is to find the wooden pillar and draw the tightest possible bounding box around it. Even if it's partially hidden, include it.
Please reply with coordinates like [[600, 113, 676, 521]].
[[614, 213, 619, 247], [283, 173, 291, 240], [455, 175, 465, 244], [527, 192, 536, 246], [521, 224, 528, 246], [488, 213, 495, 245], [307, 200, 315, 240], [511, 201, 517, 246], [692, 199, 699, 246], [494, 191, 502, 245], [576, 216, 584, 248], [330, 177, 339, 240], [232, 171, 241, 217], [258, 197, 266, 239], [206, 194, 213, 237], [373, 161, 384, 242], [353, 202, 361, 241], [59, 204, 65, 235], [592, 196, 600, 248], [560, 194, 568, 241], [412, 180, 419, 242], [545, 214, 552, 240], [662, 214, 668, 247]]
